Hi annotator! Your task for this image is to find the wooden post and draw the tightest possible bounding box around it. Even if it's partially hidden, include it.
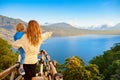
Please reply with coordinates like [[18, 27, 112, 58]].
[[0, 63, 19, 79], [15, 75, 23, 80], [40, 54, 44, 75], [10, 70, 15, 80], [39, 50, 46, 76]]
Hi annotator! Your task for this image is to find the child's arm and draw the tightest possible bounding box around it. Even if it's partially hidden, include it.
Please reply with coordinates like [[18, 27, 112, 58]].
[[12, 39, 23, 49], [13, 33, 17, 41]]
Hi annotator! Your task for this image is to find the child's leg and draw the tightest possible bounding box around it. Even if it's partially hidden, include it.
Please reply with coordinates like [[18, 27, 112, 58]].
[[19, 64, 25, 75], [20, 64, 23, 68], [17, 55, 21, 62], [19, 52, 25, 66], [19, 50, 25, 75]]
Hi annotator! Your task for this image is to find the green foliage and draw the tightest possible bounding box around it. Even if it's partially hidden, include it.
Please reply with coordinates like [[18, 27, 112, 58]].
[[108, 60, 120, 80], [57, 43, 120, 80], [89, 55, 106, 73], [111, 43, 120, 52], [65, 56, 84, 69], [60, 56, 102, 80], [90, 43, 120, 80], [0, 38, 18, 72], [85, 64, 102, 79], [1, 38, 120, 80]]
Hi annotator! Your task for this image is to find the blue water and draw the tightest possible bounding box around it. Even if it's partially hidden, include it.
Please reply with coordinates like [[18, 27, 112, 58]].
[[40, 35, 120, 64]]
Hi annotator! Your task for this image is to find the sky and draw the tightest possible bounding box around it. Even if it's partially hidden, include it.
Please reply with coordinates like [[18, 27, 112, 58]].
[[0, 0, 120, 28]]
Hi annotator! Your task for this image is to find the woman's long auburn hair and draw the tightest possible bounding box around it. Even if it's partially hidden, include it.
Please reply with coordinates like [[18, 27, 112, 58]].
[[26, 20, 41, 46]]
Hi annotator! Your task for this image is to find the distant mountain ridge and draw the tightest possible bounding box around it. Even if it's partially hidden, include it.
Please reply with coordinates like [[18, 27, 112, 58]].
[[46, 22, 75, 28], [0, 15, 27, 42], [0, 15, 27, 29], [87, 23, 120, 30], [0, 15, 85, 42], [0, 15, 120, 43], [110, 23, 120, 30]]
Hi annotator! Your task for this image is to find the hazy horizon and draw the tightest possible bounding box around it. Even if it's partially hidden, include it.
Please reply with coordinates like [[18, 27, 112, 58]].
[[0, 0, 120, 28]]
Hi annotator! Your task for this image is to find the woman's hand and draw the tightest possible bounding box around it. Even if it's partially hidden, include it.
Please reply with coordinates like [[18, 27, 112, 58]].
[[46, 32, 53, 37]]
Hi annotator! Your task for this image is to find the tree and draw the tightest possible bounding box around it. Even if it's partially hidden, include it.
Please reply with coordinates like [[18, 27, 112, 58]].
[[90, 43, 120, 80], [65, 56, 84, 69], [85, 64, 102, 79], [63, 56, 86, 80], [111, 43, 120, 52], [0, 38, 18, 72], [109, 60, 120, 80], [62, 56, 102, 80]]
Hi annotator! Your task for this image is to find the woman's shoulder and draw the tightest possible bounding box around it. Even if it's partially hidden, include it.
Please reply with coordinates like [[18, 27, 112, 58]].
[[22, 33, 27, 37]]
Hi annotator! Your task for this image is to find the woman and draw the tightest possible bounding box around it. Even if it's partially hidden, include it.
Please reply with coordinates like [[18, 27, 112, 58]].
[[12, 20, 53, 80]]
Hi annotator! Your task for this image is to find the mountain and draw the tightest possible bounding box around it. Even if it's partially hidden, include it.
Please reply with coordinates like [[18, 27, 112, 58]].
[[45, 22, 75, 28], [0, 15, 27, 29], [41, 22, 91, 36], [0, 15, 120, 43], [0, 15, 87, 42], [110, 23, 120, 30], [0, 15, 27, 42], [88, 23, 120, 30], [88, 24, 108, 30]]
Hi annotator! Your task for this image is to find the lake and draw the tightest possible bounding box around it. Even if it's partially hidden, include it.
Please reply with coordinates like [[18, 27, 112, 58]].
[[40, 35, 120, 64]]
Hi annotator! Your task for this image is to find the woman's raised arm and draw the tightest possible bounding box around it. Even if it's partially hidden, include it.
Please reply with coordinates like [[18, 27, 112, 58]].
[[41, 32, 53, 41]]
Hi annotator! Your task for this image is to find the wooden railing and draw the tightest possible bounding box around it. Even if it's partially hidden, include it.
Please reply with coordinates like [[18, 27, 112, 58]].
[[0, 50, 63, 80], [0, 63, 22, 80]]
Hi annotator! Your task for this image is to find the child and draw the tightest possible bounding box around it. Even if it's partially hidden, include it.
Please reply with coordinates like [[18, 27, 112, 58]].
[[14, 23, 25, 75]]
